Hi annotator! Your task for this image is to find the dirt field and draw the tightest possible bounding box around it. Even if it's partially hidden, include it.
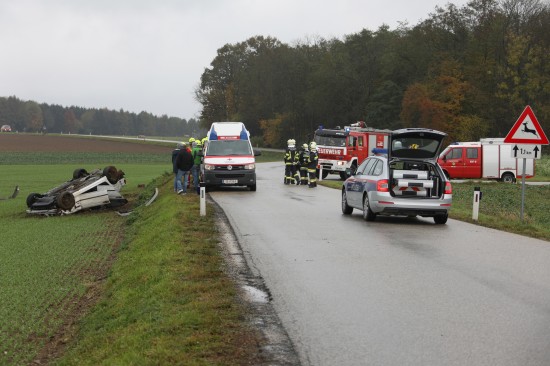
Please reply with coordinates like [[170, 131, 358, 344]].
[[0, 133, 172, 153]]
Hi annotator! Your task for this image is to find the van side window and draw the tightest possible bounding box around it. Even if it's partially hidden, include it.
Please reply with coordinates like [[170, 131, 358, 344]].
[[358, 137, 363, 147], [450, 148, 463, 159], [466, 148, 478, 159]]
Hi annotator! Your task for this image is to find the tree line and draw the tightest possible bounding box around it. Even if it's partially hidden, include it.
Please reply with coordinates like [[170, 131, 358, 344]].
[[196, 0, 549, 147], [0, 96, 203, 138]]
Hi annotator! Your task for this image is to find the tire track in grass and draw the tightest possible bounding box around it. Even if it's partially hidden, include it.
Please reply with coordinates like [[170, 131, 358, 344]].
[[31, 213, 127, 365]]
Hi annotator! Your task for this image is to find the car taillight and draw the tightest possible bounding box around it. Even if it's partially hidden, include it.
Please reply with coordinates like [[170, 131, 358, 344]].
[[445, 181, 452, 194], [377, 179, 389, 192]]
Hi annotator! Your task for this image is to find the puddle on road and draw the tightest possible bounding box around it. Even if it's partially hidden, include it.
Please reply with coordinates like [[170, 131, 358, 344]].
[[242, 285, 269, 303]]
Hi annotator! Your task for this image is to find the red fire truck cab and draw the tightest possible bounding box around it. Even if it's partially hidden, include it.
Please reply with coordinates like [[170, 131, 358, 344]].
[[313, 122, 391, 180]]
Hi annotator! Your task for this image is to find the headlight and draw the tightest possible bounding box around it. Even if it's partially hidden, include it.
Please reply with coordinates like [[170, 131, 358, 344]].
[[204, 164, 215, 171], [337, 161, 346, 166], [244, 163, 255, 170]]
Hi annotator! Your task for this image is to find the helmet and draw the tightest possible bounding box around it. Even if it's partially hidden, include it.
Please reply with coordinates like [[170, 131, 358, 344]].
[[189, 137, 195, 143], [202, 137, 207, 144], [287, 139, 296, 147], [195, 139, 202, 146], [302, 143, 308, 149], [409, 143, 419, 149], [309, 141, 317, 151]]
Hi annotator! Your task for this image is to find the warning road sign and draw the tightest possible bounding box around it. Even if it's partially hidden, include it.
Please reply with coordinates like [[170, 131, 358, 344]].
[[504, 106, 548, 145]]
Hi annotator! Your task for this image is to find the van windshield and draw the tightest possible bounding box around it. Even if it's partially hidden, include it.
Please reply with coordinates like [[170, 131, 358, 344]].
[[206, 140, 253, 156]]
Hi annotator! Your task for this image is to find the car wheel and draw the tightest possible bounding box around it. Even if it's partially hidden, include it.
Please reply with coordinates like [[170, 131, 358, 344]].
[[434, 213, 448, 225], [103, 166, 119, 184], [339, 172, 347, 180], [362, 194, 376, 221], [341, 190, 353, 215], [72, 168, 88, 179], [501, 173, 515, 183], [26, 193, 43, 208], [249, 184, 257, 192], [321, 170, 329, 179], [56, 191, 75, 210]]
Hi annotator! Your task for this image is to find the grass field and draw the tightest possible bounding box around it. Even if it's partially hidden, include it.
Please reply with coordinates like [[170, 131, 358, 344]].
[[0, 141, 269, 365], [0, 160, 169, 365]]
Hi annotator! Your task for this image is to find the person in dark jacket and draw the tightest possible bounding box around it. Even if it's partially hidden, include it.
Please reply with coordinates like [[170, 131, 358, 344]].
[[175, 142, 194, 194], [172, 142, 183, 192]]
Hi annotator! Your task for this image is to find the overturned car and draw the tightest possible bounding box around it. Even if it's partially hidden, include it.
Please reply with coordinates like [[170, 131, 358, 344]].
[[26, 166, 128, 215]]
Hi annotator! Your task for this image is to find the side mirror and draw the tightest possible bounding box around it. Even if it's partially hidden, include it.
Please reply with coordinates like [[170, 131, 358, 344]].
[[441, 155, 446, 161], [254, 149, 262, 156]]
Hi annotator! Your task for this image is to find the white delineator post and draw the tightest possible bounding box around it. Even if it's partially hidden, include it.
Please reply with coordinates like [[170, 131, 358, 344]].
[[472, 186, 481, 221], [318, 164, 323, 181], [200, 182, 206, 216]]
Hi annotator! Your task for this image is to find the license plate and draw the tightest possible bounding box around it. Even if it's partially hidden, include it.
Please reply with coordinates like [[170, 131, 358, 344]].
[[222, 179, 238, 184]]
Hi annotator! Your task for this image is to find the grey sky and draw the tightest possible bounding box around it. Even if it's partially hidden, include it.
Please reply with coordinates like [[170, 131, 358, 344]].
[[0, 0, 469, 120]]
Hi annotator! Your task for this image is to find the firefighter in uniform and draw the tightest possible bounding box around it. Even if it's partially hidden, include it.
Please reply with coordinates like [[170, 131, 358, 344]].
[[298, 143, 309, 186], [283, 139, 300, 184], [308, 141, 319, 188]]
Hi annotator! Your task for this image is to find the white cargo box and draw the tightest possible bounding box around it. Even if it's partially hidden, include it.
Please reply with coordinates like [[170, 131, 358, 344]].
[[393, 170, 429, 179]]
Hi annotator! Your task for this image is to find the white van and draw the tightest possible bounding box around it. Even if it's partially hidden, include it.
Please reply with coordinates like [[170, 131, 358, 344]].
[[201, 122, 261, 191]]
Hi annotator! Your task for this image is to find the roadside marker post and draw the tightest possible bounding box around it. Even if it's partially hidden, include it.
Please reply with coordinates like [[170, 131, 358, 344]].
[[472, 187, 481, 221], [200, 182, 206, 216]]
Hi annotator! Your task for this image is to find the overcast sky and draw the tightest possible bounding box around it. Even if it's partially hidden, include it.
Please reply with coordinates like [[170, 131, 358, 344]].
[[0, 0, 470, 120]]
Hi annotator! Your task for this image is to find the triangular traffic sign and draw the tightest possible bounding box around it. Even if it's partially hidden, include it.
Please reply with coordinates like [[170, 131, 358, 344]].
[[504, 105, 549, 145]]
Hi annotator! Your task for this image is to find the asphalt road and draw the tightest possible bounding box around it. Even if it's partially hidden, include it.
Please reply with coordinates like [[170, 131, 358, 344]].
[[210, 161, 550, 366]]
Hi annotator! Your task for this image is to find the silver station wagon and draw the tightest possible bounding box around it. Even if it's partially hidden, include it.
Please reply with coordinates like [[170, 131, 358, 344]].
[[341, 128, 452, 224]]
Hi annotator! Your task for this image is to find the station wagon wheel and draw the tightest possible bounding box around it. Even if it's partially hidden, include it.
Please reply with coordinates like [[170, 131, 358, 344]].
[[434, 213, 448, 225], [362, 194, 376, 221], [56, 191, 75, 210], [103, 166, 119, 184], [341, 190, 353, 215], [72, 168, 88, 179], [26, 193, 43, 208]]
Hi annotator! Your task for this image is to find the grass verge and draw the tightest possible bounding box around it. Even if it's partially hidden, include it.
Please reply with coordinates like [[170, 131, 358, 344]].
[[54, 174, 264, 365]]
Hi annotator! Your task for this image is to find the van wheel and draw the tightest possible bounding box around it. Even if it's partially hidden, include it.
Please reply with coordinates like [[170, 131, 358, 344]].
[[434, 213, 448, 225], [501, 173, 515, 183], [249, 184, 256, 192]]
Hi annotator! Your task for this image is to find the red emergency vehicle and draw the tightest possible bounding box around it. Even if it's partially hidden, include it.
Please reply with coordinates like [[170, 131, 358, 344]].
[[437, 138, 535, 183], [313, 122, 391, 180]]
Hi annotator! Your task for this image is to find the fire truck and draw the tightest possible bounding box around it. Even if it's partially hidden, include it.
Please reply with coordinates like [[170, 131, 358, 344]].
[[313, 122, 391, 180], [437, 138, 535, 183]]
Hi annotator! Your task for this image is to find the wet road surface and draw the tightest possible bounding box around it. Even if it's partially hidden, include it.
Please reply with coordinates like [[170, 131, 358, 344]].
[[210, 162, 550, 366]]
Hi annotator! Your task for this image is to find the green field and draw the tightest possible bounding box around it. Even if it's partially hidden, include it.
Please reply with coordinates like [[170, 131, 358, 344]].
[[0, 147, 267, 365], [0, 159, 169, 365]]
